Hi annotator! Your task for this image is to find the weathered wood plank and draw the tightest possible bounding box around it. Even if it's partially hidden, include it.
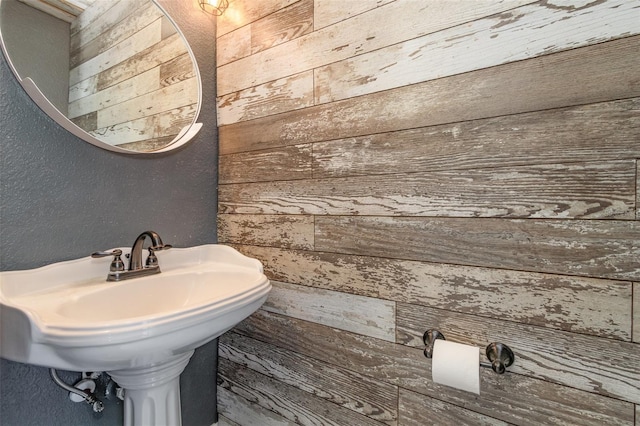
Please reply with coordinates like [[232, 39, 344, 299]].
[[96, 77, 198, 128], [217, 0, 312, 66], [159, 53, 196, 87], [314, 0, 393, 30], [311, 98, 640, 179], [251, 0, 313, 54], [398, 388, 509, 426], [219, 36, 640, 154], [71, 0, 147, 40], [159, 16, 176, 40], [69, 68, 160, 119], [263, 281, 395, 341], [70, 1, 162, 68], [218, 357, 385, 426], [217, 71, 314, 126], [233, 310, 429, 392], [315, 0, 640, 103], [219, 144, 313, 184], [314, 217, 640, 280], [234, 310, 635, 425], [90, 105, 197, 146], [219, 161, 636, 219], [397, 303, 640, 404], [218, 386, 295, 426], [217, 214, 314, 250], [219, 331, 398, 424], [69, 75, 99, 103], [217, 0, 300, 37], [70, 20, 162, 85], [70, 111, 97, 132], [228, 245, 633, 341], [634, 282, 640, 343], [218, 0, 534, 95], [217, 25, 251, 67], [636, 160, 640, 220], [218, 414, 241, 426], [95, 33, 187, 91]]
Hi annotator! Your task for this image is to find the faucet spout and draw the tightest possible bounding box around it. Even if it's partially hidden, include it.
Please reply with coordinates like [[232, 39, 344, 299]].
[[93, 231, 172, 282], [129, 230, 172, 271]]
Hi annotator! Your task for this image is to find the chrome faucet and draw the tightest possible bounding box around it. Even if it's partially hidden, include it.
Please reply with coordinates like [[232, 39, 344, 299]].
[[92, 231, 172, 282]]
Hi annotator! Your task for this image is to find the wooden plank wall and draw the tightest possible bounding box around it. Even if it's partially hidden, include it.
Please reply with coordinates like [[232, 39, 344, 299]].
[[68, 0, 198, 150], [216, 0, 640, 424]]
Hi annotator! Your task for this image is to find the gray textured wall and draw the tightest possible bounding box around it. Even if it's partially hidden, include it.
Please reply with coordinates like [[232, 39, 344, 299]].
[[0, 1, 219, 425], [0, 0, 70, 114]]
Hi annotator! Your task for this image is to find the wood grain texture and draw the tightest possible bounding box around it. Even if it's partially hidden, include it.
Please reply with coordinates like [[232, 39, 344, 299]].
[[264, 281, 396, 341], [234, 310, 635, 425], [219, 332, 398, 424], [397, 303, 640, 404], [219, 36, 640, 154], [70, 0, 162, 68], [96, 78, 197, 128], [216, 0, 300, 37], [230, 244, 633, 340], [314, 0, 393, 30], [71, 0, 148, 44], [636, 160, 640, 220], [315, 0, 640, 103], [90, 105, 197, 146], [315, 216, 640, 280], [217, 24, 251, 67], [311, 98, 640, 179], [218, 357, 385, 426], [219, 160, 636, 219], [70, 4, 197, 147], [218, 386, 295, 426], [217, 0, 312, 67], [219, 144, 313, 184], [634, 282, 640, 343], [217, 71, 314, 126], [70, 111, 97, 132], [218, 214, 314, 250], [69, 68, 160, 119], [218, 0, 535, 95], [218, 414, 241, 426], [159, 53, 196, 87], [95, 33, 188, 92], [398, 388, 509, 426], [216, 0, 640, 424], [70, 20, 162, 86], [251, 0, 313, 54]]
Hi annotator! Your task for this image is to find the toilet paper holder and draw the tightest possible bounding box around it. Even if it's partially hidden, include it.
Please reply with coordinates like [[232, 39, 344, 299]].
[[423, 329, 515, 375]]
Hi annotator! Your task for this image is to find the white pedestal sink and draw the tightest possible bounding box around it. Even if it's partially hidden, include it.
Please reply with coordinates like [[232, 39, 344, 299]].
[[0, 244, 271, 426]]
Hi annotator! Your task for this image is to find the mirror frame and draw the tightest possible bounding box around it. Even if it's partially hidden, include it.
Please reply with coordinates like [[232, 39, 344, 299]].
[[0, 0, 203, 155]]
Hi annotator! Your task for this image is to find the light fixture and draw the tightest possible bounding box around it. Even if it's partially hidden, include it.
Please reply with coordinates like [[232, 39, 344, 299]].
[[199, 0, 229, 16]]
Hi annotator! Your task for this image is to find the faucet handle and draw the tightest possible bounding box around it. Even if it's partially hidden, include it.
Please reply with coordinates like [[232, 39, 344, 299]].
[[91, 249, 122, 258], [146, 248, 158, 267], [91, 249, 125, 272]]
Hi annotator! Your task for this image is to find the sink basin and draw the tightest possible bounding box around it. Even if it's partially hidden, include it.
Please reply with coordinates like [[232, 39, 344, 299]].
[[0, 244, 271, 425]]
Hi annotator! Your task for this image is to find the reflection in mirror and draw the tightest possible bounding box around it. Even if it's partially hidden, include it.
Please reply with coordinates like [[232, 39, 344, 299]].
[[0, 0, 202, 154]]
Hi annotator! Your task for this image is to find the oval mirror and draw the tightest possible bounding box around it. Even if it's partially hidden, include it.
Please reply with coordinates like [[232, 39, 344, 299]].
[[0, 0, 202, 154]]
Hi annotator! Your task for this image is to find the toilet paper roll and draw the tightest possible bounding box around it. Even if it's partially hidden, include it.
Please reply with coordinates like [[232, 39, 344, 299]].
[[431, 339, 480, 394]]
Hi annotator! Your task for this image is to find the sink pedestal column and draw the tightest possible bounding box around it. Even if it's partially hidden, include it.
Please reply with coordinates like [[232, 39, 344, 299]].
[[108, 351, 194, 426]]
